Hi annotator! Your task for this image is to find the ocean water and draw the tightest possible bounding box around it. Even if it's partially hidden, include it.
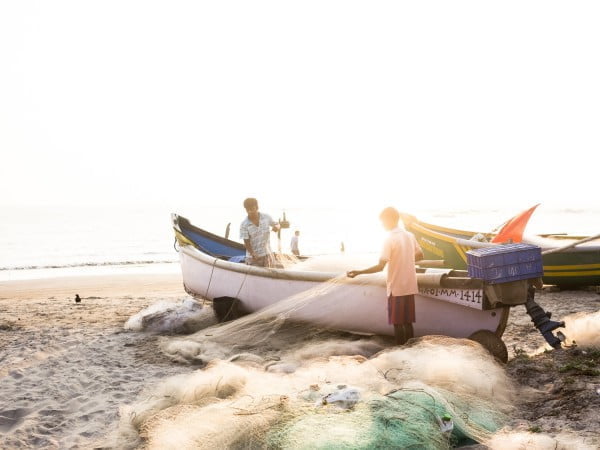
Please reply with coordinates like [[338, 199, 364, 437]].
[[1, 204, 599, 281]]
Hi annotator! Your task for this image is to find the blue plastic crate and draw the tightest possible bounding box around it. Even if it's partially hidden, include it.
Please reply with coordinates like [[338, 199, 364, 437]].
[[466, 243, 543, 284]]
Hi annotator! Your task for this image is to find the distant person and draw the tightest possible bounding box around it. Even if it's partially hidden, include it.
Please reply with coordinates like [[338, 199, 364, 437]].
[[240, 198, 280, 267], [347, 207, 423, 345], [290, 230, 300, 256]]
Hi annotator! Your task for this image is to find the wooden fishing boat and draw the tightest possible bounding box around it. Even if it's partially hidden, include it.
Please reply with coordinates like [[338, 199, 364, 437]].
[[171, 214, 559, 360], [404, 216, 600, 288]]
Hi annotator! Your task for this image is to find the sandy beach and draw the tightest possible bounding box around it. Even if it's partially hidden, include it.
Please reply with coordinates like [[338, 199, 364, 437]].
[[1, 273, 599, 449], [0, 273, 191, 448]]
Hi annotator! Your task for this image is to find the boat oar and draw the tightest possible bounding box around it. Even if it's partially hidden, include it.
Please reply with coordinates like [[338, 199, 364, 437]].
[[541, 232, 600, 255], [456, 233, 600, 256]]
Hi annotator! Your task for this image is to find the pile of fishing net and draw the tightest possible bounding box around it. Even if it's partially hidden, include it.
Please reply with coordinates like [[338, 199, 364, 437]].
[[561, 309, 600, 348], [117, 336, 514, 449], [124, 298, 217, 334], [156, 274, 385, 365]]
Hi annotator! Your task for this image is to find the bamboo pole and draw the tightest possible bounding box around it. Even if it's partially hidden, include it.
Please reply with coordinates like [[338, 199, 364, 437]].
[[541, 232, 600, 255], [455, 234, 600, 255]]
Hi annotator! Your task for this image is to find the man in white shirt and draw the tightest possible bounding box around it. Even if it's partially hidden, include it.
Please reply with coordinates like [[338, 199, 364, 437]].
[[240, 198, 280, 267], [347, 207, 423, 344], [290, 230, 300, 256]]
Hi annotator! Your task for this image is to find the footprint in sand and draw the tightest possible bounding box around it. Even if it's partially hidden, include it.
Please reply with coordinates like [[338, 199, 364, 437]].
[[0, 408, 31, 432]]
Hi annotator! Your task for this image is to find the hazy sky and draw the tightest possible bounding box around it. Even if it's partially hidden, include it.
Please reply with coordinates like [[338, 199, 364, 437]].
[[1, 1, 598, 211]]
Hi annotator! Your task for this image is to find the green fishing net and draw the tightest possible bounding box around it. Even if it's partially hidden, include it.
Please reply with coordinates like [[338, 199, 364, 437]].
[[266, 387, 506, 449]]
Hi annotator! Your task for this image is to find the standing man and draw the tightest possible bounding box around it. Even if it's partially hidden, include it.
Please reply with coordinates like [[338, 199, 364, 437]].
[[347, 207, 424, 345], [240, 198, 280, 267], [290, 230, 300, 256]]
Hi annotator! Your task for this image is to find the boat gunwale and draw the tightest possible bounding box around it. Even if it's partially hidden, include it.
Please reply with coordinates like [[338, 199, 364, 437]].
[[179, 244, 364, 284]]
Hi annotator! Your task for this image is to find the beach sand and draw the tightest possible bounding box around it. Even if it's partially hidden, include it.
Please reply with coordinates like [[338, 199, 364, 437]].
[[0, 274, 192, 449], [1, 274, 599, 448]]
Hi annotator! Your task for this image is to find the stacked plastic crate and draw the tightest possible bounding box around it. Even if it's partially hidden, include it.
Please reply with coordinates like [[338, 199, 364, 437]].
[[466, 243, 543, 284]]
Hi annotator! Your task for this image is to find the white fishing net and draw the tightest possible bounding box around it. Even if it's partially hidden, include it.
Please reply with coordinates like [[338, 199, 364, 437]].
[[117, 334, 515, 449]]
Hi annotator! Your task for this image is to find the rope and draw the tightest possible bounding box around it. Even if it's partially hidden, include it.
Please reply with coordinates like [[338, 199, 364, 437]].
[[218, 268, 250, 321], [203, 258, 218, 305], [235, 270, 249, 299], [204, 257, 249, 318]]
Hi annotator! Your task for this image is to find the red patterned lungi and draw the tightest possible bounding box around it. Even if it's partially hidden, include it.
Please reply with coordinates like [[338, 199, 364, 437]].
[[387, 295, 416, 325]]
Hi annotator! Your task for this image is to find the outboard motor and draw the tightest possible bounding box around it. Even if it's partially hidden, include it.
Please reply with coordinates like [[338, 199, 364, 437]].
[[525, 285, 565, 348]]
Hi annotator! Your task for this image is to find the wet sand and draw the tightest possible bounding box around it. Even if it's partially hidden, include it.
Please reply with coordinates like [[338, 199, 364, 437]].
[[1, 274, 599, 448]]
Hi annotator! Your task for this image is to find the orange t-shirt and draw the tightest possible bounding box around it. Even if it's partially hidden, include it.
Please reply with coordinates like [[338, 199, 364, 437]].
[[380, 227, 421, 296]]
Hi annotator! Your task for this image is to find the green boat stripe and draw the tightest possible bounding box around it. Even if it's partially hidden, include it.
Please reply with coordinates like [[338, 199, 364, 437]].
[[544, 263, 600, 271], [543, 269, 600, 277]]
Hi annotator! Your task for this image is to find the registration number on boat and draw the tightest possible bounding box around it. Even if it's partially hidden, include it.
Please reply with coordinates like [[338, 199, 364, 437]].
[[418, 287, 483, 310]]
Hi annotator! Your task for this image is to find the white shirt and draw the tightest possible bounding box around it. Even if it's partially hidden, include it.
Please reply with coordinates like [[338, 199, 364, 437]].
[[290, 235, 299, 252], [380, 227, 422, 296]]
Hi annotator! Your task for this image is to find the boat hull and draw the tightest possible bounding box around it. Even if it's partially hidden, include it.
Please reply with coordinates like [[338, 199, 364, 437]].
[[178, 246, 508, 338]]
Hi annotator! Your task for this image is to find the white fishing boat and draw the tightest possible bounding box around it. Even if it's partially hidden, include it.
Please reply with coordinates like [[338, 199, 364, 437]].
[[171, 213, 564, 361]]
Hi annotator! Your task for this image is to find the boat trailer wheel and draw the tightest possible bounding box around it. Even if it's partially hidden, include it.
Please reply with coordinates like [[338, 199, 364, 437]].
[[468, 330, 508, 364]]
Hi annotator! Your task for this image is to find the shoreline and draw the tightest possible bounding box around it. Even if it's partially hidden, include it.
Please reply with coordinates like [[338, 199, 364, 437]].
[[0, 262, 181, 283], [0, 272, 184, 300]]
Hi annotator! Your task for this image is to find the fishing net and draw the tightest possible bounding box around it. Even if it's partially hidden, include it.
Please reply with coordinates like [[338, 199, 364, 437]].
[[117, 254, 515, 448], [267, 384, 505, 449], [158, 271, 387, 367], [124, 298, 217, 334], [560, 309, 600, 348], [117, 335, 513, 449]]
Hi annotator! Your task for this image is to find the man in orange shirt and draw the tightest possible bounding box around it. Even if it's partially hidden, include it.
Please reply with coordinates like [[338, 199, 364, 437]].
[[347, 207, 424, 345]]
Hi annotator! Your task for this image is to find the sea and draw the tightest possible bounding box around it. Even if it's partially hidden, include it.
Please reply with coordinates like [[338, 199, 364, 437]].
[[1, 204, 599, 282]]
